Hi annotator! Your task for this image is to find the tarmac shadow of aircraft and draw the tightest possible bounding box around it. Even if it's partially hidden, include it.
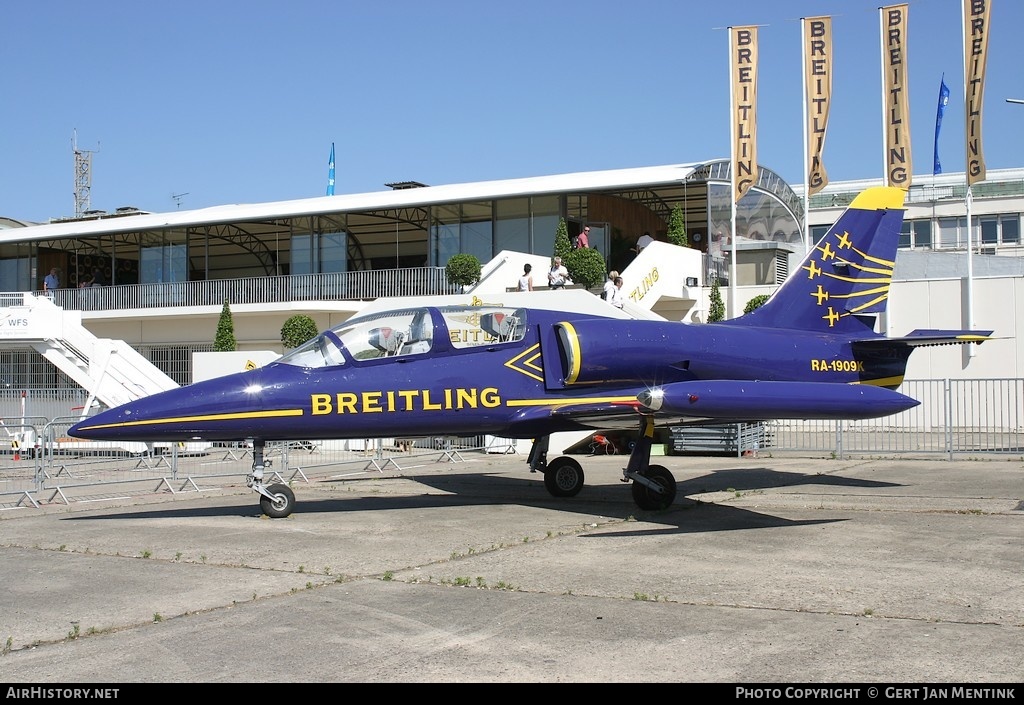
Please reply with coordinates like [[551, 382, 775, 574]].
[[62, 464, 884, 537]]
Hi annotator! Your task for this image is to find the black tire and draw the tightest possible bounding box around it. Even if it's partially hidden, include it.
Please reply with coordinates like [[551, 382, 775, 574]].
[[543, 456, 585, 498], [260, 483, 296, 518], [631, 464, 677, 511]]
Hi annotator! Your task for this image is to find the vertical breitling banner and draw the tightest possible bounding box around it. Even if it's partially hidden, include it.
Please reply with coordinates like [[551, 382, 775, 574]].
[[730, 26, 758, 203], [804, 16, 832, 196], [881, 4, 912, 188], [964, 0, 990, 186]]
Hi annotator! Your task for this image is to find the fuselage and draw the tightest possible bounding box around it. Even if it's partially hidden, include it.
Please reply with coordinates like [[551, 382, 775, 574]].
[[69, 304, 915, 444]]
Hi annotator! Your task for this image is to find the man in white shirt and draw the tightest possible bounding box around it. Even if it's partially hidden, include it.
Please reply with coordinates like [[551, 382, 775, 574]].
[[635, 231, 654, 254], [548, 257, 569, 289]]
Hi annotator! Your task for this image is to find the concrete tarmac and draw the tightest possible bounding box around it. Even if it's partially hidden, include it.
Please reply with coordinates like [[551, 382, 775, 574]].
[[0, 452, 1021, 683]]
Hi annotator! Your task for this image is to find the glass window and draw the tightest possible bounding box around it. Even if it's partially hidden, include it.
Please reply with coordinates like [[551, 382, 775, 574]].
[[913, 220, 932, 248], [430, 204, 461, 267], [0, 253, 33, 291], [140, 241, 187, 283], [495, 198, 530, 254], [461, 201, 493, 264], [899, 221, 912, 248], [980, 216, 998, 245], [1001, 215, 1020, 244], [278, 331, 346, 368], [442, 307, 528, 348], [280, 309, 435, 367], [291, 233, 315, 275], [530, 195, 561, 257], [320, 231, 347, 273], [937, 217, 959, 248]]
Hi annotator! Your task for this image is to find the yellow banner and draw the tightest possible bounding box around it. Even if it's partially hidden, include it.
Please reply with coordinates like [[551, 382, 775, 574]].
[[964, 0, 991, 186], [804, 16, 832, 196], [881, 4, 912, 188], [731, 26, 759, 203]]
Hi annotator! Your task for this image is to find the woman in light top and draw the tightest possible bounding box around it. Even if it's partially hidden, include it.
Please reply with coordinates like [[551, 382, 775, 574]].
[[518, 263, 534, 291]]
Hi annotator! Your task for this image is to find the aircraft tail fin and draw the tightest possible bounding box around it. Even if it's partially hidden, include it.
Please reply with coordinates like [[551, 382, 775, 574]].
[[724, 186, 906, 335]]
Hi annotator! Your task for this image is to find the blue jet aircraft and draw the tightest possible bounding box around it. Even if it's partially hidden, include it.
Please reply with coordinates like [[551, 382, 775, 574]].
[[69, 186, 990, 518]]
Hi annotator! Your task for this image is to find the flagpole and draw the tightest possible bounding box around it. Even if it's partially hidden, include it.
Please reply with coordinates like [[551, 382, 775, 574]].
[[800, 17, 811, 254]]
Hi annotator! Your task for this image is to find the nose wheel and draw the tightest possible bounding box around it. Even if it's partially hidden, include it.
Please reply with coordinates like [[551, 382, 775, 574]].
[[247, 439, 297, 518], [543, 456, 585, 497]]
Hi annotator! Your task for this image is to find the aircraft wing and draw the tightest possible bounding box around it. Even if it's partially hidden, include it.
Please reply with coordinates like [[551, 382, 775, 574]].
[[507, 395, 646, 431]]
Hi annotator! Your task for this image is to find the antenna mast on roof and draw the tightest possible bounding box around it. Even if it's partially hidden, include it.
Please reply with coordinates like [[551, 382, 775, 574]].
[[72, 129, 99, 217]]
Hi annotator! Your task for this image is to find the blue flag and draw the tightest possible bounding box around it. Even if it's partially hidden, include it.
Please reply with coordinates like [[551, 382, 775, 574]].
[[327, 143, 336, 196], [933, 75, 950, 175]]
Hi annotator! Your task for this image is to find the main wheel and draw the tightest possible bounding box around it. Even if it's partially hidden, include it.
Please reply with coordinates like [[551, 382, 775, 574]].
[[260, 483, 296, 518], [543, 456, 585, 498], [631, 464, 677, 511]]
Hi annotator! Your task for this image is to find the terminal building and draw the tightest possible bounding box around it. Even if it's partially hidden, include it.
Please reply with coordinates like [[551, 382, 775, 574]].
[[0, 160, 1021, 411]]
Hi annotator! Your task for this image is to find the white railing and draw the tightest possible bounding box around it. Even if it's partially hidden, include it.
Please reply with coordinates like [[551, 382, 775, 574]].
[[39, 267, 458, 312]]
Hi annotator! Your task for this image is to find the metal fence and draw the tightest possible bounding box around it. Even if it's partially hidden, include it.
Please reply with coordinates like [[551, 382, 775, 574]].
[[765, 378, 1024, 459], [1, 378, 1021, 511]]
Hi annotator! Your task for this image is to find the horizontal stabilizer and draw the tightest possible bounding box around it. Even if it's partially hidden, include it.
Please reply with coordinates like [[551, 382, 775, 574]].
[[854, 329, 993, 349], [637, 380, 919, 421]]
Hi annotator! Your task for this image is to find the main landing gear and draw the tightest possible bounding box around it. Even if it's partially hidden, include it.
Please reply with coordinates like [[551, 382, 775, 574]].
[[247, 439, 296, 518], [528, 415, 677, 511]]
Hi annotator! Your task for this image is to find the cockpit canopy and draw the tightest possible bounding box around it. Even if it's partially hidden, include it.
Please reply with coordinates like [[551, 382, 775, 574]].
[[277, 305, 529, 369]]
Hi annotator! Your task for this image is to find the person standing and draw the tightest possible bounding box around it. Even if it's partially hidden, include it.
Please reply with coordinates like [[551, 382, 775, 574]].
[[609, 276, 625, 309], [548, 256, 569, 289], [518, 263, 534, 291], [575, 226, 590, 249], [43, 267, 60, 296], [634, 231, 654, 254], [602, 270, 619, 302]]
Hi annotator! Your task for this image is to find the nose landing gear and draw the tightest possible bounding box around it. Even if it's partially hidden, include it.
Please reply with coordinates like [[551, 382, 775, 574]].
[[247, 439, 296, 518]]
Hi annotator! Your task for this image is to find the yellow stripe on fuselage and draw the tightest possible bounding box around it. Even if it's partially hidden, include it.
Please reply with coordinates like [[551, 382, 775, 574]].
[[76, 408, 304, 432], [505, 395, 636, 407]]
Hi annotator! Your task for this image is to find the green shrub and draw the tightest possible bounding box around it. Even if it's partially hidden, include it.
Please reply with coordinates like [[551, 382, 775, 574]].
[[666, 205, 688, 247], [554, 218, 573, 260], [281, 314, 319, 349], [214, 300, 237, 351], [564, 247, 607, 289], [445, 253, 482, 288], [708, 278, 725, 322], [744, 294, 770, 314]]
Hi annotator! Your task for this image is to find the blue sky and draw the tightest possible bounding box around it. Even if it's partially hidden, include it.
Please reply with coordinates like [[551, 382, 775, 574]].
[[3, 0, 1022, 223]]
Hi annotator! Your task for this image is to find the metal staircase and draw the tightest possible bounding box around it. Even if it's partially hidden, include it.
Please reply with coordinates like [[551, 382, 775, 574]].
[[0, 293, 178, 413]]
